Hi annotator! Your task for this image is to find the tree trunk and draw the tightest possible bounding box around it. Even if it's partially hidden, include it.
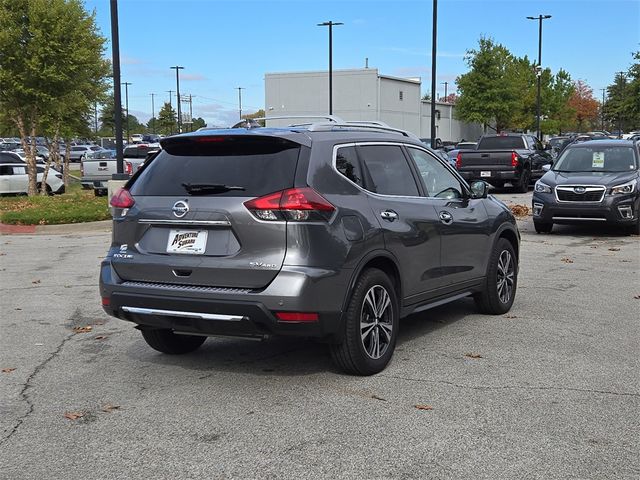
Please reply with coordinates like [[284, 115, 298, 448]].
[[15, 115, 39, 196], [63, 140, 71, 187]]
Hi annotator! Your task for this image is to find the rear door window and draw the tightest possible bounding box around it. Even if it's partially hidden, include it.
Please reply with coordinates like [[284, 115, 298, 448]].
[[130, 136, 301, 197], [357, 144, 419, 196], [335, 146, 364, 187]]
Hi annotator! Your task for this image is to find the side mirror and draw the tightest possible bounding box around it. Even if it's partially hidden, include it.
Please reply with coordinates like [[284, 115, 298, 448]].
[[542, 164, 551, 172], [469, 180, 488, 199]]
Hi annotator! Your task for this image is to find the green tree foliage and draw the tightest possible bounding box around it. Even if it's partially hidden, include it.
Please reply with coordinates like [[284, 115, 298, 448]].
[[0, 0, 109, 195], [157, 102, 177, 135], [99, 93, 126, 136], [605, 51, 640, 131], [455, 37, 523, 132], [455, 36, 576, 136], [190, 117, 206, 130]]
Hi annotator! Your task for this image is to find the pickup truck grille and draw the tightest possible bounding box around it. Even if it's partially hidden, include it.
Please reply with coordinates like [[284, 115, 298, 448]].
[[555, 186, 605, 203]]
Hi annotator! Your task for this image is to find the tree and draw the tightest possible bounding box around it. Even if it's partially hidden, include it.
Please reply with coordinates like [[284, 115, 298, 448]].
[[190, 117, 206, 130], [568, 80, 599, 132], [455, 37, 523, 132], [606, 51, 640, 132], [440, 93, 458, 104], [99, 93, 126, 136], [242, 109, 266, 126], [421, 93, 431, 101], [0, 0, 110, 195], [542, 69, 575, 135], [157, 102, 177, 135]]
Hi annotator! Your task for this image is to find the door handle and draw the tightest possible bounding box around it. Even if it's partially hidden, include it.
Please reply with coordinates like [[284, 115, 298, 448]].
[[380, 210, 398, 222], [439, 211, 453, 225]]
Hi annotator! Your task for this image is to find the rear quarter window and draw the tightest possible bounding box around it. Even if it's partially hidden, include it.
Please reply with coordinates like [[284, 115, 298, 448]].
[[129, 136, 301, 197]]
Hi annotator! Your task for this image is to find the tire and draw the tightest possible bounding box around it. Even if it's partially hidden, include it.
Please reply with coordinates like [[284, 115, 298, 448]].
[[625, 216, 640, 236], [330, 268, 399, 375], [140, 328, 206, 354], [474, 238, 518, 315], [534, 221, 553, 234], [515, 168, 531, 193]]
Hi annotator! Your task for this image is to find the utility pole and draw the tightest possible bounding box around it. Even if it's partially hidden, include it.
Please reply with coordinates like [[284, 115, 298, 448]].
[[189, 94, 193, 131], [526, 14, 552, 141], [615, 71, 626, 136], [121, 81, 131, 143], [317, 21, 344, 115], [236, 87, 244, 120], [94, 102, 98, 134], [599, 88, 606, 132], [150, 93, 156, 134], [170, 66, 184, 133], [441, 81, 448, 101], [430, 0, 438, 145]]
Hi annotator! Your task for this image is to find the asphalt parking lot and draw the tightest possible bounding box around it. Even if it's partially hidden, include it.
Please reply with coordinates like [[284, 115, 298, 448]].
[[1, 191, 638, 480]]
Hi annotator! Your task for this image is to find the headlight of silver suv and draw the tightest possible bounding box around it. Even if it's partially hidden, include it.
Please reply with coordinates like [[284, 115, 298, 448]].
[[610, 179, 636, 195], [534, 181, 552, 193]]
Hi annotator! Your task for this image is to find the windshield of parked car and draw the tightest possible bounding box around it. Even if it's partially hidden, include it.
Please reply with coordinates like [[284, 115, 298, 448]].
[[553, 146, 638, 172]]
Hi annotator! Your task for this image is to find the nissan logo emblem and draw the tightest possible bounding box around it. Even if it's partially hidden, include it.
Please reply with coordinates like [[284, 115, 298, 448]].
[[172, 201, 189, 218], [573, 187, 586, 194]]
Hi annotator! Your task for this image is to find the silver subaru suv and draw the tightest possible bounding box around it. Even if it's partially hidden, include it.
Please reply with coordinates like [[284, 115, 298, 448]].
[[100, 118, 520, 375]]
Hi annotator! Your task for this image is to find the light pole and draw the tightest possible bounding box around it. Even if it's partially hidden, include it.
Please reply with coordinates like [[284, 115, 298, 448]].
[[600, 88, 606, 132], [150, 93, 156, 134], [109, 0, 125, 177], [236, 87, 244, 120], [615, 71, 626, 136], [526, 14, 552, 141], [170, 66, 184, 133], [317, 21, 343, 115], [430, 0, 438, 144], [121, 81, 131, 143]]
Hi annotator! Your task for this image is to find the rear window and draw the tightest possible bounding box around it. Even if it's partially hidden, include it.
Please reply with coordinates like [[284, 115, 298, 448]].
[[130, 136, 301, 197], [478, 136, 525, 150]]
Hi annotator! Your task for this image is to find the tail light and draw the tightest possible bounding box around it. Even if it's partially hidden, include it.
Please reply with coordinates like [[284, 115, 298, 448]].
[[124, 161, 133, 176], [456, 152, 463, 169], [101, 297, 110, 306], [511, 151, 519, 167], [110, 188, 135, 208], [244, 187, 335, 222]]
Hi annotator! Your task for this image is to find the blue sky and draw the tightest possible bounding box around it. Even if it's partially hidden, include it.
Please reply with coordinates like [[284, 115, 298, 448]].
[[85, 0, 640, 127]]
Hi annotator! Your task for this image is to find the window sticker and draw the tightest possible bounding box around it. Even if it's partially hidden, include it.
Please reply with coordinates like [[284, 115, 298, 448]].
[[592, 152, 605, 168]]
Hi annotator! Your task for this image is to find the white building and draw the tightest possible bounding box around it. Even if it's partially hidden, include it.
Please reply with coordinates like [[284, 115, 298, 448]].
[[264, 68, 484, 142]]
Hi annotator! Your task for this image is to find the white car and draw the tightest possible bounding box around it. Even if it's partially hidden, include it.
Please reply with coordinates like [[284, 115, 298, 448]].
[[0, 162, 65, 195]]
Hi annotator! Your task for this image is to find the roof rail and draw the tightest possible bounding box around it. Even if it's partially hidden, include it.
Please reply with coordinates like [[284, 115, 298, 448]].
[[307, 122, 419, 139], [255, 115, 344, 124]]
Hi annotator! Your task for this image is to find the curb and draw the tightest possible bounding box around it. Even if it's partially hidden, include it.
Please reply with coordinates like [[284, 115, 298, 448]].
[[0, 220, 112, 236]]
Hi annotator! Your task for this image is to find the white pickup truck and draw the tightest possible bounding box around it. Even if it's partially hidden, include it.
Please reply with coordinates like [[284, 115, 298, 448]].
[[81, 144, 160, 196]]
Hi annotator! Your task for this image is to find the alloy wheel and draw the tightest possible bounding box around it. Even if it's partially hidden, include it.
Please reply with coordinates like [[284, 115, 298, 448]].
[[360, 285, 393, 359], [497, 250, 515, 304]]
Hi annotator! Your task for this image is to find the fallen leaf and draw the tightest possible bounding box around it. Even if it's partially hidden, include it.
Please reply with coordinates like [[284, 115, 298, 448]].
[[34, 343, 44, 346], [608, 248, 620, 251], [634, 295, 640, 300], [1, 368, 16, 373], [504, 314, 517, 319], [509, 204, 530, 217], [371, 394, 387, 402], [590, 246, 598, 249], [101, 404, 120, 413], [414, 404, 434, 411], [72, 326, 92, 333], [561, 257, 574, 264], [94, 335, 107, 340], [15, 307, 22, 311], [464, 353, 483, 359], [32, 279, 41, 284], [620, 260, 631, 263], [64, 411, 84, 420]]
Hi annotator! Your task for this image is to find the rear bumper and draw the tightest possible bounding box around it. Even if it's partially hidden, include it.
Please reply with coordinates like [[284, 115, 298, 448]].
[[458, 169, 519, 183], [532, 191, 639, 225], [99, 261, 350, 340]]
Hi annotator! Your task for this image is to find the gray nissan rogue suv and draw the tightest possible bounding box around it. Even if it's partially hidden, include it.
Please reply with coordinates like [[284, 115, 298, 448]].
[[100, 120, 520, 375]]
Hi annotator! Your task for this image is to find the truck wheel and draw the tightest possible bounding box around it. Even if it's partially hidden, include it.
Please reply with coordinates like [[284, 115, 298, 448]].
[[515, 169, 531, 193], [534, 221, 553, 233], [474, 238, 517, 315], [140, 328, 206, 354], [330, 268, 399, 375]]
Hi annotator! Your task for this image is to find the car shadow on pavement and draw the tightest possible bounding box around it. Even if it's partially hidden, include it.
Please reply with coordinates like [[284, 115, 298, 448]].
[[126, 298, 477, 377]]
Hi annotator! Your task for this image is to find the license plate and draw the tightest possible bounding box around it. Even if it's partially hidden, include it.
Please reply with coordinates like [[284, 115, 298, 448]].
[[167, 229, 208, 254], [480, 171, 491, 177]]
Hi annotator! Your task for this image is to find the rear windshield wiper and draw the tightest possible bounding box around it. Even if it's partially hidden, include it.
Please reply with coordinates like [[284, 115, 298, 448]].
[[181, 183, 245, 194]]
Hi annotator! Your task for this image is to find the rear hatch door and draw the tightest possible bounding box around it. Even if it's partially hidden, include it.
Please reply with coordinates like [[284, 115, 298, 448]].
[[112, 134, 304, 289]]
